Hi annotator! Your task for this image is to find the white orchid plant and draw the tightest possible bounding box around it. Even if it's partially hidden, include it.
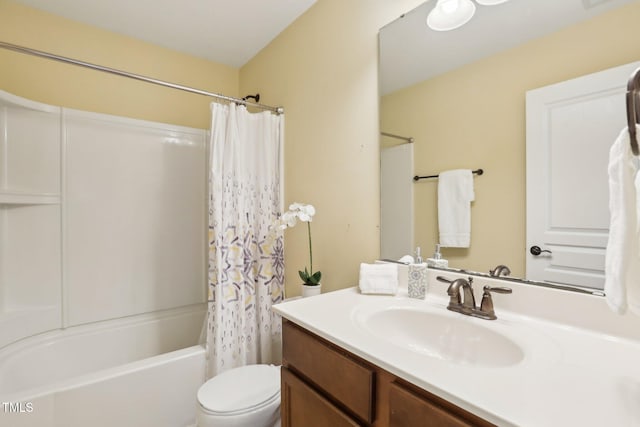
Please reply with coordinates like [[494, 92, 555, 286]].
[[278, 202, 321, 286]]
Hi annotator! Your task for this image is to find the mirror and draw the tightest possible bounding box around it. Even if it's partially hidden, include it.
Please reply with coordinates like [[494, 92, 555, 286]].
[[379, 0, 639, 290]]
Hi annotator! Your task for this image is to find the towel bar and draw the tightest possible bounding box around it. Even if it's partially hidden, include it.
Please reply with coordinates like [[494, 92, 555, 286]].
[[413, 168, 483, 182]]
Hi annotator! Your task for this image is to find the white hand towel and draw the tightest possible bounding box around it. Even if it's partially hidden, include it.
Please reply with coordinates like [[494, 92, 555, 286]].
[[359, 263, 398, 295], [605, 126, 640, 315], [438, 169, 475, 248]]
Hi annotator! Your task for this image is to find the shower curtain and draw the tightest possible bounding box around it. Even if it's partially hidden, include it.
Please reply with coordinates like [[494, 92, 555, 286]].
[[206, 102, 285, 378]]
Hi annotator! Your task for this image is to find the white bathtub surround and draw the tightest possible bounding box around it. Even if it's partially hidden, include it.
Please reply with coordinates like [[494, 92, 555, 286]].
[[0, 90, 209, 426], [0, 305, 206, 427], [0, 90, 207, 349], [207, 102, 285, 377], [274, 269, 640, 426], [605, 125, 640, 315]]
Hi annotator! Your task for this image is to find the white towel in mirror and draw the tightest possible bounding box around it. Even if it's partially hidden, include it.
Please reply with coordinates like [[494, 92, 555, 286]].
[[605, 126, 640, 315], [438, 169, 475, 248]]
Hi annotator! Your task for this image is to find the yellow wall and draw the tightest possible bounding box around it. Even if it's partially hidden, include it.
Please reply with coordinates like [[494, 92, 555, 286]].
[[0, 0, 238, 129], [0, 0, 425, 298], [240, 0, 425, 296], [381, 2, 640, 277]]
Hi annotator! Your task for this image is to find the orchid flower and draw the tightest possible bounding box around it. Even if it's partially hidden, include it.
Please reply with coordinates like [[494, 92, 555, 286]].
[[278, 203, 321, 286]]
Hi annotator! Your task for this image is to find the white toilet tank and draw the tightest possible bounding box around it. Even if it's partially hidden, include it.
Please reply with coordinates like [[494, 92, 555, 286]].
[[196, 364, 281, 427]]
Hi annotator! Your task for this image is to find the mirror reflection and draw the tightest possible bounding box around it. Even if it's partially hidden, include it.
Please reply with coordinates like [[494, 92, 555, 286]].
[[379, 0, 640, 290]]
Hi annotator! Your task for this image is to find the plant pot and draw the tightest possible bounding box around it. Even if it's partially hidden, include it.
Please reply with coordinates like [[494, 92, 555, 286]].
[[301, 283, 322, 298]]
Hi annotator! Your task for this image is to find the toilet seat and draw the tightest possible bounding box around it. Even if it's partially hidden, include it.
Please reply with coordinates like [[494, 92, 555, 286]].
[[197, 364, 280, 416]]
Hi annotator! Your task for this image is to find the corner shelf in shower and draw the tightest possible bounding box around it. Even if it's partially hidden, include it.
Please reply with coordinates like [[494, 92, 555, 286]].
[[0, 91, 64, 349], [0, 191, 60, 205], [0, 193, 62, 349]]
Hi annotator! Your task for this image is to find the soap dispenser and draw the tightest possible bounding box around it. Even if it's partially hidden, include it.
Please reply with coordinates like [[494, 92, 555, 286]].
[[414, 246, 423, 264], [408, 246, 427, 299], [426, 244, 448, 268]]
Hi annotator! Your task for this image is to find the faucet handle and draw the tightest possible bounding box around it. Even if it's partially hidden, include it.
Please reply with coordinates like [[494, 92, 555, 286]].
[[484, 286, 511, 294], [479, 286, 512, 320], [436, 276, 452, 284]]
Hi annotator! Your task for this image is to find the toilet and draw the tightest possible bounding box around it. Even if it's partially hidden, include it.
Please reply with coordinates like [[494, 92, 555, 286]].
[[196, 364, 281, 427]]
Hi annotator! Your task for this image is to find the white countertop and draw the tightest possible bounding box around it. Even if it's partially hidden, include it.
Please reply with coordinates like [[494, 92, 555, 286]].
[[273, 270, 640, 427]]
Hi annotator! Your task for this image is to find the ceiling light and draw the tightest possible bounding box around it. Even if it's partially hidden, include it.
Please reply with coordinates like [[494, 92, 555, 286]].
[[426, 0, 476, 32]]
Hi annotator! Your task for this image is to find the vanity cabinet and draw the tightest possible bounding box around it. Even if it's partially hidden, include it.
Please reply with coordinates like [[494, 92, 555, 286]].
[[281, 367, 361, 426], [281, 318, 374, 425], [281, 320, 494, 427]]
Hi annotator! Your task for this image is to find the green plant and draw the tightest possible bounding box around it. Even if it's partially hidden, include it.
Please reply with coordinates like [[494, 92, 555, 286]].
[[279, 203, 322, 286]]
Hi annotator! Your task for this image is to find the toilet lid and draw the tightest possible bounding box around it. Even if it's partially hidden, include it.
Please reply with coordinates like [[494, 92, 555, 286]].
[[198, 364, 280, 414]]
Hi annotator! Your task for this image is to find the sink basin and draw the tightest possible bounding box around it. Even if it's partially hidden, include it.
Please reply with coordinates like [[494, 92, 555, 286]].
[[357, 307, 524, 367]]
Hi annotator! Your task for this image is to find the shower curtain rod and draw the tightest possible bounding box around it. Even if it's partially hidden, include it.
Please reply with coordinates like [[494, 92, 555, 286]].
[[381, 131, 414, 143], [0, 41, 284, 115]]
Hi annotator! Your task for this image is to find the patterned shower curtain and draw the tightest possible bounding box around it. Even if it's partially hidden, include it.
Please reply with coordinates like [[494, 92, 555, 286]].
[[206, 102, 285, 378]]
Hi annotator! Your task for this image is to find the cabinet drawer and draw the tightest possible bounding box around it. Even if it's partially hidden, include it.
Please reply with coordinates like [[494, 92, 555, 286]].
[[281, 367, 361, 427], [389, 382, 495, 427], [282, 321, 374, 423]]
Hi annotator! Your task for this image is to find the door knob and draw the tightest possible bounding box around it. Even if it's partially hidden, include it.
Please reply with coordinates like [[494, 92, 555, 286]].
[[530, 245, 552, 256]]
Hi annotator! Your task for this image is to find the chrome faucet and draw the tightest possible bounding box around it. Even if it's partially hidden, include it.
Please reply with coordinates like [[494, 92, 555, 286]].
[[479, 286, 512, 320], [489, 264, 511, 277], [437, 276, 512, 320], [445, 277, 476, 312]]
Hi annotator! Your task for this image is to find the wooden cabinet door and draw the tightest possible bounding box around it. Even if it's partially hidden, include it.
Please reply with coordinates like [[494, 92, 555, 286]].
[[282, 321, 375, 423], [389, 382, 490, 427], [281, 367, 363, 427]]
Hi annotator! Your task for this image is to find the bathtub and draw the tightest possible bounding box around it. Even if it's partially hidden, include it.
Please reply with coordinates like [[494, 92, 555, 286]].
[[0, 304, 207, 427]]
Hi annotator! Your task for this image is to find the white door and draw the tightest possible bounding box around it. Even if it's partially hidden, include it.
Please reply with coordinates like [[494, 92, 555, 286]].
[[380, 143, 414, 260], [526, 61, 640, 289]]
